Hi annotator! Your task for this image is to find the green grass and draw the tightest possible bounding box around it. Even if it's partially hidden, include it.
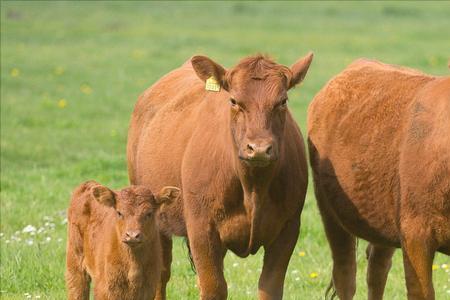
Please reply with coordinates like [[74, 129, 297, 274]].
[[1, 1, 449, 299]]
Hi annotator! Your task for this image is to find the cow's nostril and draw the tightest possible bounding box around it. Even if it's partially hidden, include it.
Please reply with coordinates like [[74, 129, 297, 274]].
[[247, 144, 255, 153], [265, 145, 273, 155]]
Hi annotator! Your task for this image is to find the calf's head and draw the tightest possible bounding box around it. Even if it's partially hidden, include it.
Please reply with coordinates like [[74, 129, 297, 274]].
[[91, 184, 180, 247], [192, 53, 313, 168]]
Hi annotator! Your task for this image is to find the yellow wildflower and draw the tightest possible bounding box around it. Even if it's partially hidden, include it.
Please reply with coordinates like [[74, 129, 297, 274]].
[[10, 68, 20, 77], [298, 251, 306, 257], [432, 264, 439, 270], [57, 99, 67, 109], [54, 66, 65, 76], [80, 83, 92, 95], [309, 272, 318, 278]]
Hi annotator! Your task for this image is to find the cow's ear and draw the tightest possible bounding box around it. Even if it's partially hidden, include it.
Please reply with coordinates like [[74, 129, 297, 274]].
[[154, 186, 181, 206], [288, 52, 314, 89], [91, 184, 116, 207], [191, 56, 228, 90]]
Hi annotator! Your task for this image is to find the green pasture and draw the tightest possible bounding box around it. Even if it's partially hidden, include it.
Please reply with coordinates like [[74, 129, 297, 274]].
[[1, 1, 449, 299]]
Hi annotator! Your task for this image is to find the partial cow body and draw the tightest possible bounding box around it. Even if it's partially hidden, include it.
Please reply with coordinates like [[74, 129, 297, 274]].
[[127, 53, 312, 299], [308, 59, 450, 299]]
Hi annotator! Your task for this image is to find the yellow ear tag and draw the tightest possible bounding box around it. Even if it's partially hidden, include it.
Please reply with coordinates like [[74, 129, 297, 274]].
[[205, 76, 221, 92]]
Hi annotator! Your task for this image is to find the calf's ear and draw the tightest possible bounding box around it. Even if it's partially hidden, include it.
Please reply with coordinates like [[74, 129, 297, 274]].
[[191, 56, 228, 90], [154, 186, 181, 205], [91, 185, 116, 207], [288, 52, 314, 89]]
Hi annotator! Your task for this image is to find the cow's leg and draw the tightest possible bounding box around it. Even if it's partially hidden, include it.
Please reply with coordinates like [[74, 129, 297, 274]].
[[258, 218, 300, 300], [366, 243, 395, 300], [321, 211, 357, 300], [400, 225, 435, 300], [155, 234, 173, 300], [187, 221, 227, 300]]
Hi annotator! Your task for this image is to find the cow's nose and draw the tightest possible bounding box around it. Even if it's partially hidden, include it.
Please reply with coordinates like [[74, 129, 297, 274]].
[[125, 231, 141, 241], [246, 143, 273, 159]]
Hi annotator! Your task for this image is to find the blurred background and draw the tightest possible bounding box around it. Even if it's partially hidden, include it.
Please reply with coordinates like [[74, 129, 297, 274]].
[[1, 1, 449, 299]]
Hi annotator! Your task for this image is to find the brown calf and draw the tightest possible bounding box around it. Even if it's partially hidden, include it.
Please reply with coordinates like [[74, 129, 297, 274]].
[[308, 59, 450, 299], [127, 53, 313, 299], [65, 181, 180, 300]]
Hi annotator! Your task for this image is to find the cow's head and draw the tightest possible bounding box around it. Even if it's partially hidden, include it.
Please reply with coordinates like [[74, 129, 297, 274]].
[[192, 53, 313, 168], [91, 184, 180, 248]]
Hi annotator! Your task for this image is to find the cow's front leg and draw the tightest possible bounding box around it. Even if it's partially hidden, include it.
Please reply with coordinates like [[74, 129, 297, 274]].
[[187, 219, 227, 300], [258, 217, 300, 300]]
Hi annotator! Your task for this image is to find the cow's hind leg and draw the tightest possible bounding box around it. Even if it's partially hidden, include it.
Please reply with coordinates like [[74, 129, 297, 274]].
[[186, 220, 227, 300], [258, 217, 300, 300], [155, 234, 173, 300], [401, 223, 436, 300], [366, 243, 395, 300], [323, 215, 357, 300], [314, 184, 356, 299]]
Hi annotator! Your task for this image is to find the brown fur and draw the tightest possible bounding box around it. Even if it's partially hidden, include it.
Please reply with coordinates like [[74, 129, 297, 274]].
[[127, 53, 313, 299], [65, 181, 179, 300], [308, 59, 450, 300]]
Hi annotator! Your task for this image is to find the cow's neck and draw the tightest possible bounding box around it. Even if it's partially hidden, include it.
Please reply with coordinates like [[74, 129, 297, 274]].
[[234, 153, 280, 255]]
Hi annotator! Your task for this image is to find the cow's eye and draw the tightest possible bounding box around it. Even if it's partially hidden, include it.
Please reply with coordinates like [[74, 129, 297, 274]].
[[280, 98, 288, 107], [230, 98, 238, 106], [146, 212, 153, 218], [117, 211, 123, 218]]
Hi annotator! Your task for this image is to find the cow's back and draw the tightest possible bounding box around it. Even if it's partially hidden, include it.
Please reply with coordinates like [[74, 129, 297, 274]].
[[127, 61, 202, 185], [307, 59, 435, 245]]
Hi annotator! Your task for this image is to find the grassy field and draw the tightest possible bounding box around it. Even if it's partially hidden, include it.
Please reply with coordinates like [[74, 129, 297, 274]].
[[1, 1, 449, 299]]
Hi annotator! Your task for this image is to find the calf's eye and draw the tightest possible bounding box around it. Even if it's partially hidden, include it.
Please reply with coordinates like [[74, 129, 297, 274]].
[[230, 98, 237, 106], [146, 212, 153, 218], [117, 211, 123, 218]]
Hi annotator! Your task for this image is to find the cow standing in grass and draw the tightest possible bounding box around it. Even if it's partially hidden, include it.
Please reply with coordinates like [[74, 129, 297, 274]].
[[65, 181, 180, 300], [127, 53, 313, 299], [308, 59, 450, 300]]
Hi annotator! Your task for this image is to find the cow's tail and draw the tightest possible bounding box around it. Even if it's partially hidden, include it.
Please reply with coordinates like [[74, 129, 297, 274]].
[[325, 279, 337, 299], [184, 238, 196, 274]]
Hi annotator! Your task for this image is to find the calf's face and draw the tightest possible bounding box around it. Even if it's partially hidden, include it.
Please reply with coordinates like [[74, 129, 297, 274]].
[[92, 185, 180, 247], [192, 53, 313, 167]]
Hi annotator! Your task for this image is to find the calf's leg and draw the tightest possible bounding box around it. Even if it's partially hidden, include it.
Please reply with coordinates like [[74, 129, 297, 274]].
[[366, 243, 395, 300], [258, 218, 300, 300], [65, 229, 90, 300], [155, 234, 173, 300]]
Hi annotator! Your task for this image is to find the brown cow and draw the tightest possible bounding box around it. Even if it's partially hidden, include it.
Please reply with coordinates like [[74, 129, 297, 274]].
[[308, 59, 450, 300], [127, 53, 313, 299], [65, 181, 180, 300]]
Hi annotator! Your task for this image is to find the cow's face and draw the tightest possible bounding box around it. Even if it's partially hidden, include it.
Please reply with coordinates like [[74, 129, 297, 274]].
[[92, 184, 180, 248], [192, 53, 313, 168]]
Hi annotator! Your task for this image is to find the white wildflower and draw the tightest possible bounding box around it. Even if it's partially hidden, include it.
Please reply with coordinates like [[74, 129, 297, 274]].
[[22, 225, 37, 233]]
